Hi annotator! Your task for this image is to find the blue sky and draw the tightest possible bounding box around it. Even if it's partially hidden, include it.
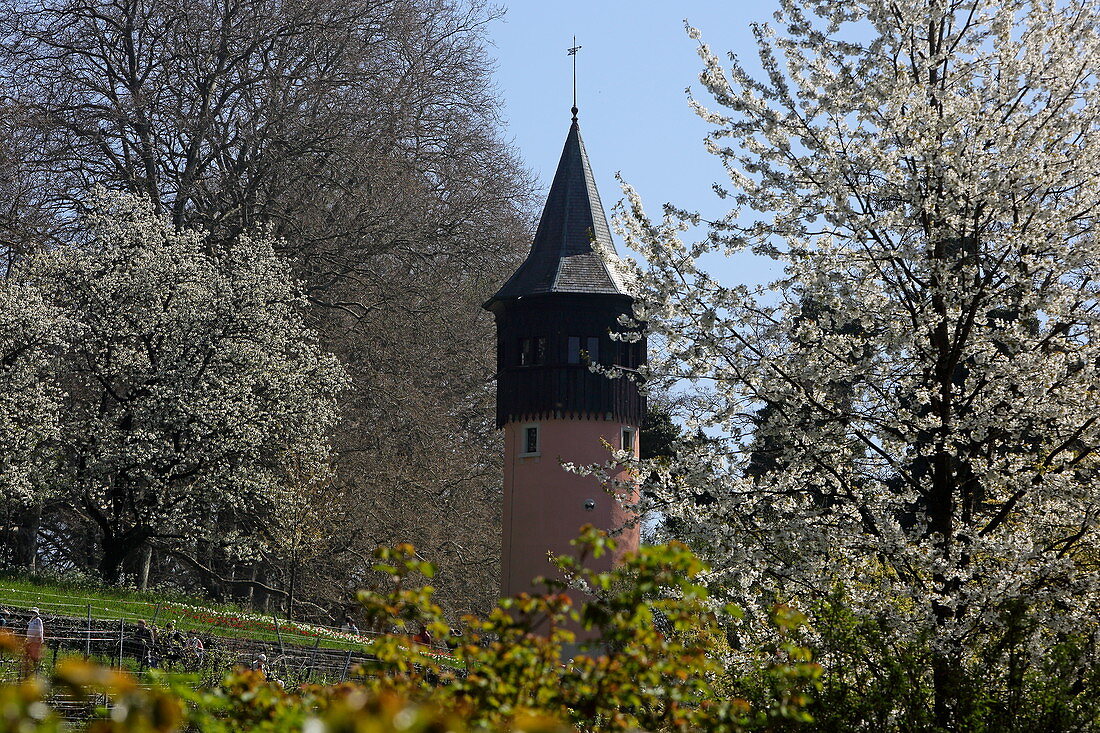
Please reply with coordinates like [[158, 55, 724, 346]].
[[489, 1, 780, 289]]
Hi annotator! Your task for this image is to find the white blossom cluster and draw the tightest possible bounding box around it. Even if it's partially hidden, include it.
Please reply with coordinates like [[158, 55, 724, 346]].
[[0, 280, 64, 505], [5, 191, 346, 575], [614, 0, 1100, 667]]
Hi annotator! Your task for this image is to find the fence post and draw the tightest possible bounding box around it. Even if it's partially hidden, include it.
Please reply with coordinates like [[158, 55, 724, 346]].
[[151, 602, 162, 627], [339, 650, 352, 682], [306, 637, 320, 682], [117, 618, 125, 669], [85, 605, 92, 660], [272, 615, 285, 657]]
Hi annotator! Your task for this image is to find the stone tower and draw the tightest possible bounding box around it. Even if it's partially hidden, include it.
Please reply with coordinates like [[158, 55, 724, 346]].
[[483, 108, 646, 598]]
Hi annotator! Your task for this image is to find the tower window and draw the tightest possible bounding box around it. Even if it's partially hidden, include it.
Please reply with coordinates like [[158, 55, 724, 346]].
[[586, 337, 600, 364], [520, 423, 540, 456], [621, 342, 641, 368], [621, 427, 636, 453], [519, 337, 547, 366], [567, 336, 581, 364], [615, 340, 638, 368]]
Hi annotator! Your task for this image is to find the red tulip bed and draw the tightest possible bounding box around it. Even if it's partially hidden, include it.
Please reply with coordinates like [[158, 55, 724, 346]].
[[159, 601, 373, 648]]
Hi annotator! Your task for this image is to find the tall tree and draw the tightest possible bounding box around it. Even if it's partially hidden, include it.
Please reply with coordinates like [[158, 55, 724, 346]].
[[0, 278, 62, 568], [0, 0, 532, 610], [24, 192, 345, 582], [618, 0, 1100, 726]]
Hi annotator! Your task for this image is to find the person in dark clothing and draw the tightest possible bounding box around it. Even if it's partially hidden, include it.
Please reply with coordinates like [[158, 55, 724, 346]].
[[340, 613, 360, 635], [133, 619, 157, 669], [162, 622, 185, 666]]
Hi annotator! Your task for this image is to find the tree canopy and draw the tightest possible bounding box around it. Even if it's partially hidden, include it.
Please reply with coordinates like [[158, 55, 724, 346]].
[[12, 192, 346, 584], [0, 0, 532, 615], [617, 0, 1100, 726]]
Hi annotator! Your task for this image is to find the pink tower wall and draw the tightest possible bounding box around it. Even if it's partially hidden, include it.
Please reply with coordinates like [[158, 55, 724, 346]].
[[501, 418, 641, 599]]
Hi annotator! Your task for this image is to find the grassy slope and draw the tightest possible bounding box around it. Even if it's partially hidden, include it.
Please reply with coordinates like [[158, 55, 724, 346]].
[[0, 572, 375, 653]]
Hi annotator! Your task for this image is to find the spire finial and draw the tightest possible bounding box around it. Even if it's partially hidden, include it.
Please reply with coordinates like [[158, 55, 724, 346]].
[[567, 37, 581, 121]]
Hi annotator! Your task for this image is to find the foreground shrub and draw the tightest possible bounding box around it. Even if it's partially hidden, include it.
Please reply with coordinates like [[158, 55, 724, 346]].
[[351, 527, 820, 731], [0, 533, 820, 731]]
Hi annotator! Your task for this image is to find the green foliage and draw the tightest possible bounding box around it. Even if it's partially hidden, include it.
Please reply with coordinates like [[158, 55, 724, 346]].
[[640, 406, 683, 461], [0, 536, 821, 731], [350, 528, 820, 731], [800, 594, 1100, 732]]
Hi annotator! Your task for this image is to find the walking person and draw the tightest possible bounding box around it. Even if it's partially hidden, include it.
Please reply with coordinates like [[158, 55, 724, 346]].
[[411, 623, 432, 646], [186, 630, 205, 667], [340, 613, 359, 636], [21, 607, 44, 679]]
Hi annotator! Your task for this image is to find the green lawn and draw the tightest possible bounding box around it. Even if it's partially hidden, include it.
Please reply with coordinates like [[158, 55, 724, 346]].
[[0, 571, 377, 654], [0, 572, 465, 676]]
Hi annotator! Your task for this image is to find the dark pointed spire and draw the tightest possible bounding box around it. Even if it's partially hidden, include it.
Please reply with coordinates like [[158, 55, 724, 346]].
[[488, 114, 628, 304]]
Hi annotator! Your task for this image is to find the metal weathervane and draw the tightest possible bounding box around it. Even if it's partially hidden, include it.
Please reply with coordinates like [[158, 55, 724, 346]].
[[568, 37, 581, 119]]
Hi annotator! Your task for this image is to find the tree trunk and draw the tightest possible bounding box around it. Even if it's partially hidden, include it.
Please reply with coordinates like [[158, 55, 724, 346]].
[[287, 562, 297, 622], [933, 649, 971, 730], [99, 540, 131, 584], [0, 503, 12, 567], [260, 569, 270, 613], [83, 527, 98, 575], [12, 504, 41, 570], [193, 538, 224, 600], [138, 545, 152, 590]]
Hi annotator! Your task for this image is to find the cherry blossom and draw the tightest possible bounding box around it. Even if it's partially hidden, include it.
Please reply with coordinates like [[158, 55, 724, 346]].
[[614, 0, 1100, 721]]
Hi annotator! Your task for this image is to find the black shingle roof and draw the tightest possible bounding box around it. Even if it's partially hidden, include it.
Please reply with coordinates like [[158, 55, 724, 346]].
[[488, 117, 628, 303]]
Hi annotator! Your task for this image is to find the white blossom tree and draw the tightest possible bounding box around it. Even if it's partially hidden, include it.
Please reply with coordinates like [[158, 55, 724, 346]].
[[0, 279, 63, 567], [616, 0, 1100, 725], [24, 192, 346, 583], [0, 0, 529, 611]]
